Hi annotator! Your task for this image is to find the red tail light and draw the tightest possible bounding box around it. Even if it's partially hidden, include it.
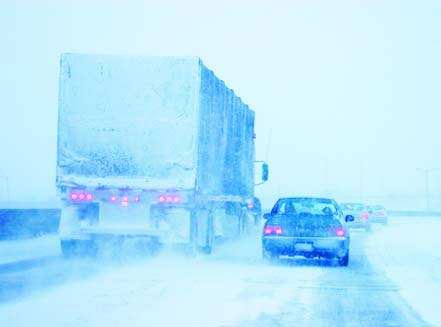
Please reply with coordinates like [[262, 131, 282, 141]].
[[158, 194, 181, 204], [70, 192, 94, 202], [336, 228, 345, 237], [264, 226, 283, 236], [264, 227, 273, 235], [110, 195, 118, 202], [361, 211, 368, 220]]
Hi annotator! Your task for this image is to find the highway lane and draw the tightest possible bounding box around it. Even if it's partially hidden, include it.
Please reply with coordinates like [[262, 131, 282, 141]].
[[239, 228, 429, 327], [0, 223, 431, 327]]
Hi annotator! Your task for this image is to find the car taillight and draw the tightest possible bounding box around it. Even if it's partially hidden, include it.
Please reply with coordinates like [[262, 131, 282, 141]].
[[264, 226, 283, 235], [264, 227, 273, 235], [110, 195, 118, 202], [361, 211, 368, 220], [336, 228, 345, 237]]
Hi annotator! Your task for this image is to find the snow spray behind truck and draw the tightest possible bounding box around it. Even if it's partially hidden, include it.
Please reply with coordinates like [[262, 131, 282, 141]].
[[56, 54, 268, 256]]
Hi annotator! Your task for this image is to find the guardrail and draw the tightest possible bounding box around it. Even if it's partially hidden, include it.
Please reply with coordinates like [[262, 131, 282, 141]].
[[0, 209, 61, 240], [388, 211, 441, 217]]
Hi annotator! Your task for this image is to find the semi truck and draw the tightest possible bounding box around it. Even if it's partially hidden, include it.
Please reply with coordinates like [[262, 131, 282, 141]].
[[56, 54, 268, 256]]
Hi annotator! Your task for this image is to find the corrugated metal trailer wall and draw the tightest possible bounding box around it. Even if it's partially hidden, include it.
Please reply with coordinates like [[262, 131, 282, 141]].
[[196, 60, 254, 199]]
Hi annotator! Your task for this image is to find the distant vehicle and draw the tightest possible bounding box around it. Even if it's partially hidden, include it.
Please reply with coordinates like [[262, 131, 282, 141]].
[[262, 197, 354, 266], [367, 205, 388, 225], [340, 203, 371, 231]]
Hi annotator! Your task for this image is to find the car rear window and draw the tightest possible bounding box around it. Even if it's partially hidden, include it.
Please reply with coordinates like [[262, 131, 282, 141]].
[[341, 203, 365, 211], [272, 198, 338, 216]]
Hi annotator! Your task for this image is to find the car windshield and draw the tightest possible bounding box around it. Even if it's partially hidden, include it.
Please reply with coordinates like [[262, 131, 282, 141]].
[[272, 198, 338, 216]]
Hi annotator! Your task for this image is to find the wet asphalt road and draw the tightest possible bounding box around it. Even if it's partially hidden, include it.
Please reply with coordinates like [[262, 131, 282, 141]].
[[0, 227, 431, 327]]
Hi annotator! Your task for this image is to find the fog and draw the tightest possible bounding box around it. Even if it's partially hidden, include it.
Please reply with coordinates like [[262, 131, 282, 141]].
[[1, 0, 441, 208]]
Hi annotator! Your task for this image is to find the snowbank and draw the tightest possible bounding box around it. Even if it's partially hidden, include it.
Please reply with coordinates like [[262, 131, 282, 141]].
[[0, 234, 60, 265], [366, 217, 441, 327]]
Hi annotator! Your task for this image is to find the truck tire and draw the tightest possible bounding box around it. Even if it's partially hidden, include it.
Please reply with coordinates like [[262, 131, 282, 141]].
[[203, 210, 214, 254], [238, 208, 248, 235], [60, 239, 97, 258], [189, 209, 198, 254]]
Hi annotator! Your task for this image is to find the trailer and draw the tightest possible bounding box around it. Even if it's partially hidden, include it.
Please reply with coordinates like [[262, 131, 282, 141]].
[[56, 54, 267, 256]]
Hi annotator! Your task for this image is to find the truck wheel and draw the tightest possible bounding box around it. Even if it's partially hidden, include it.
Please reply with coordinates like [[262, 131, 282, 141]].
[[60, 239, 97, 258], [203, 210, 214, 254], [238, 208, 248, 235], [189, 209, 198, 254]]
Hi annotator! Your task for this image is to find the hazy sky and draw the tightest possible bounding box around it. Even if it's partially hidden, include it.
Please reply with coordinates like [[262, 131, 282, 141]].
[[1, 0, 441, 206]]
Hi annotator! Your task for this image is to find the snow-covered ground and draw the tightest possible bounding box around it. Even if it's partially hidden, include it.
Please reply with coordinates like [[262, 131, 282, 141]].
[[0, 233, 324, 327], [366, 217, 441, 327], [0, 234, 60, 265]]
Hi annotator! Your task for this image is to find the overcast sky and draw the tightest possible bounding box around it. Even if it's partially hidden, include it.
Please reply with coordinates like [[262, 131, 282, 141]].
[[1, 0, 441, 207]]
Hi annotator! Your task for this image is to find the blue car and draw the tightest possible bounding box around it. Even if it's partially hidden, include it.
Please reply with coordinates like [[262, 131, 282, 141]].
[[262, 197, 354, 266]]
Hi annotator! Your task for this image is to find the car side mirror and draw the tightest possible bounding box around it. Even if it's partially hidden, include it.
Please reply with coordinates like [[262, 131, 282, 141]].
[[345, 215, 354, 222], [263, 213, 271, 219]]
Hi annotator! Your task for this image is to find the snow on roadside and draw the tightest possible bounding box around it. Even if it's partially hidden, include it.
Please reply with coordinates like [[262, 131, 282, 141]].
[[0, 233, 323, 327], [0, 234, 61, 265], [366, 217, 441, 327]]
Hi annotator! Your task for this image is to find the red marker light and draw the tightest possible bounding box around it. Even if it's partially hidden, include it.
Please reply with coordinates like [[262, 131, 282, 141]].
[[173, 195, 180, 203], [110, 195, 118, 202], [70, 193, 78, 200], [134, 196, 140, 202], [166, 195, 173, 202], [122, 196, 128, 202], [86, 193, 93, 200], [158, 195, 165, 203], [78, 193, 85, 200]]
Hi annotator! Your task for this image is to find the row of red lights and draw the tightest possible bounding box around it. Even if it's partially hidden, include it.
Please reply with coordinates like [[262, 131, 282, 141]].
[[158, 195, 180, 203], [70, 192, 180, 204], [70, 192, 93, 201]]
